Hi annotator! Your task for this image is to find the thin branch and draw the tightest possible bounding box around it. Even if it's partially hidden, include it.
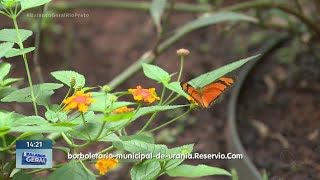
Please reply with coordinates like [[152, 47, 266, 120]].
[[50, 1, 211, 13], [32, 5, 48, 83], [271, 3, 320, 36], [47, 1, 320, 90]]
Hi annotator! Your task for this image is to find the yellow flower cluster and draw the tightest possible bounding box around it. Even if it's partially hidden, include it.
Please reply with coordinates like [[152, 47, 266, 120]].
[[128, 86, 160, 104], [112, 106, 135, 114], [63, 91, 95, 113], [187, 96, 199, 106], [95, 158, 119, 175]]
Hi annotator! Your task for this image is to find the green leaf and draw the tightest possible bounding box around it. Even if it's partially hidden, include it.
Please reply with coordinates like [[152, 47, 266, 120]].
[[49, 160, 95, 180], [131, 161, 161, 180], [23, 133, 45, 140], [150, 0, 167, 29], [142, 63, 170, 83], [2, 78, 23, 86], [120, 133, 154, 144], [20, 0, 52, 11], [129, 144, 193, 180], [4, 47, 35, 58], [164, 144, 193, 171], [0, 111, 24, 127], [0, 62, 11, 81], [189, 54, 260, 87], [12, 116, 48, 126], [13, 171, 32, 180], [70, 111, 95, 124], [0, 87, 16, 99], [0, 29, 33, 44], [99, 133, 120, 142], [0, 126, 10, 136], [165, 82, 188, 98], [2, 0, 16, 8], [107, 105, 186, 129], [113, 140, 167, 155], [0, 42, 14, 58], [69, 120, 120, 142], [89, 92, 136, 113], [45, 110, 67, 123], [134, 105, 186, 120], [52, 122, 78, 127], [51, 71, 85, 88], [10, 125, 71, 133], [166, 164, 231, 177], [1, 83, 63, 106], [103, 111, 134, 122], [176, 12, 257, 37]]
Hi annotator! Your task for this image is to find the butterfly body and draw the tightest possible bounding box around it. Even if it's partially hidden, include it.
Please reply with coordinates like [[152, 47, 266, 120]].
[[181, 77, 235, 108]]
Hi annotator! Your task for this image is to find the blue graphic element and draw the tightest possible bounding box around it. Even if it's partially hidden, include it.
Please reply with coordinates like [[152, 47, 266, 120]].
[[21, 151, 47, 165], [16, 140, 52, 168]]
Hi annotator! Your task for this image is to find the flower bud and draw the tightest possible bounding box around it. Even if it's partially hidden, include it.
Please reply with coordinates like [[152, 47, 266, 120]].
[[75, 84, 82, 92], [70, 76, 76, 88], [102, 85, 111, 93], [176, 48, 190, 56], [109, 94, 118, 102]]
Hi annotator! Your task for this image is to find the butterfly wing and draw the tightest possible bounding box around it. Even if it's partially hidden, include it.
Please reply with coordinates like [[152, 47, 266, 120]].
[[181, 82, 205, 107], [200, 77, 235, 108]]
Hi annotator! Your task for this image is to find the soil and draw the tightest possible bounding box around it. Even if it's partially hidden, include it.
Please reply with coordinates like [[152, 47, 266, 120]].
[[1, 0, 319, 180], [238, 46, 320, 180]]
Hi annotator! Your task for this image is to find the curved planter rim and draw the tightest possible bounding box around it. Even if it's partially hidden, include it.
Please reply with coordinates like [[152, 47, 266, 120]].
[[226, 34, 289, 180]]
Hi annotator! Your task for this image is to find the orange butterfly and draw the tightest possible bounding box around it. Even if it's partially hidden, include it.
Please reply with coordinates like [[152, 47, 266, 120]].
[[181, 77, 235, 108]]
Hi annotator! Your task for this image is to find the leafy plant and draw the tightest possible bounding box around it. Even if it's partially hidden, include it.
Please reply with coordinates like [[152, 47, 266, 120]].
[[0, 0, 262, 179]]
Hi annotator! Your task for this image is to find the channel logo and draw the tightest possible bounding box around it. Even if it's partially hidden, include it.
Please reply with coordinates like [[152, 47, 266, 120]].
[[16, 140, 52, 168], [21, 151, 47, 165]]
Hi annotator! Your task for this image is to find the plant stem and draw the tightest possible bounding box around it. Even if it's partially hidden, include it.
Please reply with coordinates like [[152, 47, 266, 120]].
[[52, 0, 320, 37], [1, 136, 7, 148], [165, 94, 181, 105], [0, 10, 10, 18], [158, 85, 166, 105], [33, 4, 48, 83], [79, 160, 98, 177], [163, 56, 184, 104], [138, 112, 158, 134], [58, 86, 72, 110], [61, 132, 73, 146], [12, 17, 38, 116], [122, 102, 142, 128], [94, 121, 106, 140], [293, 0, 303, 13], [1, 5, 11, 16], [271, 3, 320, 36], [27, 163, 66, 174], [81, 113, 91, 140], [51, 1, 211, 13], [148, 109, 190, 133], [5, 158, 15, 180], [97, 146, 114, 154], [62, 132, 90, 148], [177, 56, 184, 82], [8, 132, 37, 148]]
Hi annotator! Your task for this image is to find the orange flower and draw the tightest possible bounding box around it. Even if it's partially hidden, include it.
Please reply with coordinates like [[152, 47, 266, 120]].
[[187, 96, 199, 106], [128, 86, 160, 103], [176, 48, 190, 56], [63, 91, 96, 113], [112, 106, 135, 114], [95, 158, 119, 175]]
